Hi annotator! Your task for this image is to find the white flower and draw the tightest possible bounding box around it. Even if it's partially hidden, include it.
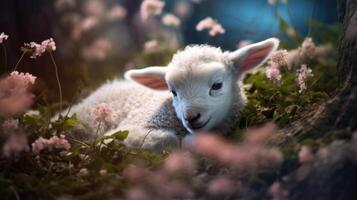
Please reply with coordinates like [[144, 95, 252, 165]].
[[296, 64, 313, 93], [0, 32, 9, 43]]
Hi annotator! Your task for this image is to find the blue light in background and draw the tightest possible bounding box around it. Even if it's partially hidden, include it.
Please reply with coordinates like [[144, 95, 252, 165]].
[[182, 0, 338, 50]]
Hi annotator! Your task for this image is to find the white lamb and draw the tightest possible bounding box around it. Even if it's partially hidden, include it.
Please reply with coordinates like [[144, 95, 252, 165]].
[[65, 38, 279, 151]]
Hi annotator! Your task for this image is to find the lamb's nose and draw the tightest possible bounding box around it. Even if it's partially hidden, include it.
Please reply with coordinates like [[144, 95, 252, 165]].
[[184, 112, 201, 125]]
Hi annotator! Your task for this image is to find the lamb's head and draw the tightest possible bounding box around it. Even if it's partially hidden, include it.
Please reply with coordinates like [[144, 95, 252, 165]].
[[125, 38, 279, 133]]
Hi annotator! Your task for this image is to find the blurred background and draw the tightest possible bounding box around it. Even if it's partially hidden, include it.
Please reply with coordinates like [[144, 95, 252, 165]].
[[0, 0, 339, 105]]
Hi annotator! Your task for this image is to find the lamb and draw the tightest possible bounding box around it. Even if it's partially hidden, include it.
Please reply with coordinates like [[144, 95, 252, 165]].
[[64, 38, 279, 152]]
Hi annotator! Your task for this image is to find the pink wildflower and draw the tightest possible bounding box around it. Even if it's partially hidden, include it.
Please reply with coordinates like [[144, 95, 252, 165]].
[[126, 187, 151, 200], [10, 71, 36, 85], [78, 168, 89, 177], [31, 136, 49, 154], [140, 0, 165, 21], [298, 146, 314, 163], [0, 73, 35, 117], [196, 17, 225, 36], [296, 64, 313, 93], [2, 134, 29, 157], [82, 38, 111, 61], [48, 134, 71, 151], [268, 182, 286, 200], [161, 13, 181, 27], [266, 63, 282, 83], [245, 122, 276, 144], [173, 1, 192, 18], [99, 169, 108, 176], [31, 134, 71, 154], [207, 177, 236, 195], [301, 37, 316, 57], [144, 40, 159, 52], [2, 119, 19, 132], [0, 32, 9, 43], [24, 38, 56, 59], [106, 5, 127, 21], [163, 151, 196, 174], [271, 49, 289, 67], [209, 23, 225, 36], [83, 0, 105, 17], [91, 102, 113, 123]]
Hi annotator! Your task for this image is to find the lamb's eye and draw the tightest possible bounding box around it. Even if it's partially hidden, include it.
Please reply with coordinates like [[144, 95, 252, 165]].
[[171, 90, 177, 96], [211, 82, 223, 90]]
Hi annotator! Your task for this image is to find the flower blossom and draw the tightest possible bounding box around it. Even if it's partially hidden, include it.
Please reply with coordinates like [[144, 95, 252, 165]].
[[161, 14, 181, 27], [194, 125, 283, 172], [266, 62, 282, 83], [107, 5, 127, 21], [2, 134, 29, 157], [196, 17, 225, 36], [301, 37, 316, 57], [144, 40, 159, 52], [82, 38, 111, 61], [0, 72, 36, 117], [0, 32, 9, 43], [31, 134, 71, 154], [270, 50, 289, 67], [140, 0, 165, 21], [24, 38, 56, 59], [10, 71, 36, 85], [298, 146, 314, 163], [91, 103, 113, 123], [296, 64, 313, 93], [207, 177, 236, 195], [163, 151, 196, 174], [2, 118, 19, 132]]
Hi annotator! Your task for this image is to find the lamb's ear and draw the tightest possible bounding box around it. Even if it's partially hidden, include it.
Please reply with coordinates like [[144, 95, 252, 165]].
[[229, 38, 279, 75], [124, 66, 168, 90]]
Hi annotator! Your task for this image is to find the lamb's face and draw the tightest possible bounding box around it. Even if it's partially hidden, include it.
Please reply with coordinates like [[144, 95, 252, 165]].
[[125, 38, 279, 133], [165, 62, 234, 133]]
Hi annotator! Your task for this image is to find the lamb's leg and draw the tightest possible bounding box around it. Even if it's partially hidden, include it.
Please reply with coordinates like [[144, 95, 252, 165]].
[[104, 126, 179, 152]]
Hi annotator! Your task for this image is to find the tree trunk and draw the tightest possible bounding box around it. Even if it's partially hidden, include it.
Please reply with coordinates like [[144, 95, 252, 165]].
[[278, 1, 357, 199]]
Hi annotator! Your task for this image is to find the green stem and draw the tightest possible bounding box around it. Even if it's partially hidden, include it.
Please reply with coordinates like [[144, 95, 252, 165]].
[[49, 51, 63, 111], [13, 51, 26, 71], [95, 121, 102, 138], [2, 43, 7, 72]]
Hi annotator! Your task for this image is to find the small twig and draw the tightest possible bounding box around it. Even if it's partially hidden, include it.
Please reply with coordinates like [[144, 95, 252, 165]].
[[13, 51, 26, 71], [95, 121, 102, 138], [2, 43, 7, 72], [10, 186, 20, 200], [49, 51, 63, 111], [67, 137, 90, 147], [140, 129, 153, 149]]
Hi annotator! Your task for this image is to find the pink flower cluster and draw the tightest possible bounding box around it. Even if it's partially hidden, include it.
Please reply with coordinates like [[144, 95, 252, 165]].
[[31, 134, 71, 154], [91, 103, 114, 123], [140, 0, 165, 21], [271, 50, 289, 67], [0, 32, 9, 43], [24, 38, 56, 59], [107, 5, 127, 21], [163, 151, 196, 174], [0, 71, 36, 117], [266, 63, 282, 83], [82, 38, 112, 61], [196, 17, 225, 36], [194, 123, 282, 171], [296, 64, 313, 93], [2, 134, 29, 157]]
